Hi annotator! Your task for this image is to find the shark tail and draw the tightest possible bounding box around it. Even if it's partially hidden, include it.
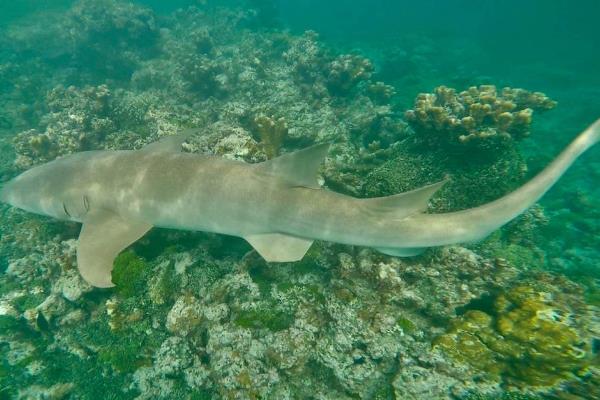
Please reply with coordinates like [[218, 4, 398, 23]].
[[585, 117, 600, 146], [447, 117, 600, 243]]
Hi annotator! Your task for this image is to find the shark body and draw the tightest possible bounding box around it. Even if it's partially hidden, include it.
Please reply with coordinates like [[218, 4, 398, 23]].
[[2, 119, 599, 287]]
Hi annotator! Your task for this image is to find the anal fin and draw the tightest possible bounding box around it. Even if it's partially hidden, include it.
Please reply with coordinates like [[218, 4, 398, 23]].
[[375, 247, 427, 257], [244, 233, 313, 262], [77, 209, 152, 288]]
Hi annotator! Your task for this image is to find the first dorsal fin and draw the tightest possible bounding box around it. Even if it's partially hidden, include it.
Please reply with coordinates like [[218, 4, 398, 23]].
[[363, 178, 449, 219], [140, 128, 200, 153], [257, 143, 330, 188]]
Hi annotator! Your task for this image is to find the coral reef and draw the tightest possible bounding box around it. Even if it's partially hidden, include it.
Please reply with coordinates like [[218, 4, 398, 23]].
[[367, 81, 397, 105], [283, 30, 328, 89], [3, 0, 159, 82], [1, 196, 530, 399], [12, 84, 115, 168], [62, 0, 159, 78], [179, 54, 230, 99], [405, 85, 556, 153], [325, 54, 374, 96], [0, 1, 598, 399], [434, 274, 598, 388]]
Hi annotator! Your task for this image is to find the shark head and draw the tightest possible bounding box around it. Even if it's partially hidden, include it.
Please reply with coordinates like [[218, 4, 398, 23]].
[[1, 154, 92, 222], [1, 150, 153, 289]]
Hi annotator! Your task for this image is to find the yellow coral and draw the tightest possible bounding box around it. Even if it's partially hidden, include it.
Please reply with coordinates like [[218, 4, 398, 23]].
[[433, 281, 594, 387], [405, 85, 556, 152], [252, 114, 288, 159]]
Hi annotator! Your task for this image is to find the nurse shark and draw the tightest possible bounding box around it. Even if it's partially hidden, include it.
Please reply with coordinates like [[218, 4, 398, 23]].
[[1, 119, 599, 288]]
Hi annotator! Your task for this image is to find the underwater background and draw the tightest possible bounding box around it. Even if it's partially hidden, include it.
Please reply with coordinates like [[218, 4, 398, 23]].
[[0, 0, 599, 399]]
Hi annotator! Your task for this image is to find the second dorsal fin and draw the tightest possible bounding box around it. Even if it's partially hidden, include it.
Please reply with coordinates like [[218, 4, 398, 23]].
[[257, 143, 330, 188], [363, 179, 449, 219]]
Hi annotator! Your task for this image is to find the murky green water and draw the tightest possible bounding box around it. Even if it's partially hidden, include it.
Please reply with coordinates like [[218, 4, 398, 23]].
[[0, 1, 598, 399]]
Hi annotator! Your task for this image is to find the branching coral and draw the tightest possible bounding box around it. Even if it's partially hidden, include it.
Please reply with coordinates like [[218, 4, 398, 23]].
[[367, 81, 396, 104], [325, 54, 374, 96], [434, 276, 596, 387], [283, 34, 376, 99], [283, 30, 326, 85], [405, 85, 556, 152], [251, 114, 288, 158]]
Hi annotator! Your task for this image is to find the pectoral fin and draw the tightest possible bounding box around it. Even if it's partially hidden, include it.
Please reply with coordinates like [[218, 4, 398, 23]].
[[244, 233, 314, 262], [77, 209, 152, 288]]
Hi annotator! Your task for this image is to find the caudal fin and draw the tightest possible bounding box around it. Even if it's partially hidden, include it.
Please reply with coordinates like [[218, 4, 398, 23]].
[[583, 117, 600, 147], [445, 117, 600, 244]]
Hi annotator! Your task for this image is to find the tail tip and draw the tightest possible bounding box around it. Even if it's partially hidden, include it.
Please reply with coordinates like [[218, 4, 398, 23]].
[[588, 117, 600, 143]]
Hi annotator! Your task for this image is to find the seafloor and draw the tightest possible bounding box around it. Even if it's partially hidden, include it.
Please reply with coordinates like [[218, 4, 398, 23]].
[[0, 1, 598, 399]]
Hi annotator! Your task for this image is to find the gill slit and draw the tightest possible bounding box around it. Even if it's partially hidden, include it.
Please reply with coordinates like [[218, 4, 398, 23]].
[[62, 203, 71, 218]]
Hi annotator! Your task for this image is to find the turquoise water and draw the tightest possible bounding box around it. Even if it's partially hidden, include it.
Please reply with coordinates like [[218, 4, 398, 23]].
[[0, 1, 598, 399]]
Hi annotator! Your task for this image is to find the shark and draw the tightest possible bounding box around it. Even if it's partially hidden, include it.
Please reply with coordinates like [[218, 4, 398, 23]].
[[1, 119, 599, 288]]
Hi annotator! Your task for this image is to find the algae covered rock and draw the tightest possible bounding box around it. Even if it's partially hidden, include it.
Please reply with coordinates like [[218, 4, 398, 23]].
[[111, 251, 148, 298], [434, 274, 597, 388], [64, 0, 159, 78], [13, 84, 116, 168]]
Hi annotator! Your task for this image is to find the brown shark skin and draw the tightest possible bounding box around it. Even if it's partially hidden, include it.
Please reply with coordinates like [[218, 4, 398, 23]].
[[1, 118, 599, 286]]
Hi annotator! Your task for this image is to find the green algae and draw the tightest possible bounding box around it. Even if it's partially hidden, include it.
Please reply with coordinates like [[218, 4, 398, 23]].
[[189, 389, 216, 400], [234, 307, 295, 332], [459, 391, 543, 400], [111, 251, 148, 298], [11, 292, 46, 313], [0, 315, 21, 331], [360, 141, 527, 212], [79, 312, 165, 374], [372, 382, 395, 400], [98, 340, 149, 373], [395, 316, 416, 333], [247, 261, 274, 297], [481, 238, 545, 270]]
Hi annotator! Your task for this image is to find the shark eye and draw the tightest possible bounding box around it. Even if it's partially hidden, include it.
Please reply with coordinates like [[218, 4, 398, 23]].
[[62, 202, 71, 218]]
